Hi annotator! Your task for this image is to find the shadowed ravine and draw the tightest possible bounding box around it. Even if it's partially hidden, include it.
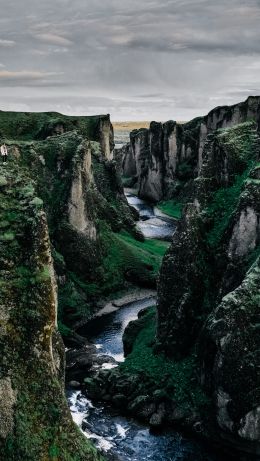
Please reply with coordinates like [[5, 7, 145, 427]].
[[66, 193, 226, 461]]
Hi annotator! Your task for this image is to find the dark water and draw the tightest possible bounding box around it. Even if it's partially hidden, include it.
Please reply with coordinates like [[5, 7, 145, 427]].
[[68, 299, 229, 461], [78, 297, 156, 363], [125, 190, 176, 240], [68, 389, 223, 461]]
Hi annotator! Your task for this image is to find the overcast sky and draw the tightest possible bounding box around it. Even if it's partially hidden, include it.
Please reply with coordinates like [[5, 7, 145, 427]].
[[0, 0, 260, 121]]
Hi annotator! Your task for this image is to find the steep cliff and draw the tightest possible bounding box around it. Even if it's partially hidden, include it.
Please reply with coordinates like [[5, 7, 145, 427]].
[[91, 116, 260, 458], [0, 162, 103, 460], [157, 121, 260, 355], [0, 109, 169, 459], [121, 96, 260, 203], [0, 111, 159, 336], [156, 120, 260, 454], [201, 257, 260, 455]]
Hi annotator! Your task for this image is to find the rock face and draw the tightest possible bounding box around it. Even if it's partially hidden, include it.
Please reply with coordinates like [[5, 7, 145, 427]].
[[67, 140, 96, 239], [156, 119, 260, 454], [156, 203, 208, 357], [0, 112, 137, 331], [121, 96, 260, 202], [201, 257, 260, 454], [122, 118, 202, 202], [0, 164, 103, 460]]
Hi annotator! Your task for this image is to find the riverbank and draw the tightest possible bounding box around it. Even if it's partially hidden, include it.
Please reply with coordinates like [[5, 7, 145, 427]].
[[94, 288, 156, 317], [66, 298, 228, 461], [65, 187, 231, 461], [78, 305, 242, 461], [64, 188, 172, 346]]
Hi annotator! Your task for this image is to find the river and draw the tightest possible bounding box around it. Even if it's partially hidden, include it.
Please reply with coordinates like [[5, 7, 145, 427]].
[[125, 189, 176, 240], [66, 192, 227, 461]]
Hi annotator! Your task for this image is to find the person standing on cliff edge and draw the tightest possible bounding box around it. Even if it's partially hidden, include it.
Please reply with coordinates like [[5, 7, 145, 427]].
[[1, 144, 8, 163]]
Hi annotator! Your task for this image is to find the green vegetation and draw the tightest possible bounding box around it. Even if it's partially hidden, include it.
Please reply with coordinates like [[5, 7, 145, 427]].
[[0, 161, 103, 461], [98, 227, 169, 293], [206, 168, 251, 247], [205, 122, 259, 248], [120, 307, 209, 410], [2, 125, 164, 331], [0, 175, 8, 186], [216, 121, 258, 165], [121, 175, 137, 188], [56, 226, 169, 329], [157, 200, 183, 219], [117, 230, 169, 258], [58, 273, 93, 327], [5, 379, 103, 461], [0, 110, 103, 142], [177, 160, 193, 179]]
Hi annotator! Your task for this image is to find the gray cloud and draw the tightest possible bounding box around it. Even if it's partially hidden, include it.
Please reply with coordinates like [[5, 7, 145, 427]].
[[0, 0, 259, 120], [0, 39, 15, 47], [34, 33, 73, 46]]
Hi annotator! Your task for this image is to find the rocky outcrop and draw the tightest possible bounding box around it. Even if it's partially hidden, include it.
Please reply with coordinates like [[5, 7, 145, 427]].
[[201, 257, 260, 455], [0, 163, 103, 460], [0, 110, 114, 160], [122, 119, 202, 202], [99, 115, 114, 161], [1, 112, 137, 331], [121, 96, 260, 203], [157, 121, 260, 353], [155, 120, 260, 454], [156, 203, 208, 357], [68, 140, 97, 239]]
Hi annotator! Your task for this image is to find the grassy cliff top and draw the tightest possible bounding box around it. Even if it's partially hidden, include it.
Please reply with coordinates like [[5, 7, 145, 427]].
[[0, 110, 110, 142]]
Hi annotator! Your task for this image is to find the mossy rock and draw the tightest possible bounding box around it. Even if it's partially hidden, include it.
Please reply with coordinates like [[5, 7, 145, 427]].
[[0, 175, 7, 187]]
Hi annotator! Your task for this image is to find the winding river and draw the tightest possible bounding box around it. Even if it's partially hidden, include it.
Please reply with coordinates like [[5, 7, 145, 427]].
[[66, 193, 227, 461], [125, 189, 176, 240]]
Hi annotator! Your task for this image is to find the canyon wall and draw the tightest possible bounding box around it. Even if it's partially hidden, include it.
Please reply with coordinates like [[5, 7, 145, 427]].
[[0, 110, 142, 459], [94, 106, 260, 458], [157, 120, 260, 455], [122, 96, 260, 202], [0, 112, 140, 334], [0, 108, 165, 458], [0, 162, 103, 460]]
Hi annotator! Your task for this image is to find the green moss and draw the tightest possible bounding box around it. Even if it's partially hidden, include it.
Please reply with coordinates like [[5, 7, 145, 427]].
[[57, 321, 72, 337], [177, 161, 193, 180], [205, 122, 259, 248], [246, 244, 260, 269], [29, 197, 43, 208], [0, 220, 10, 229], [56, 227, 168, 327], [98, 227, 169, 292], [216, 121, 257, 165], [117, 230, 169, 258], [0, 161, 103, 461], [0, 175, 7, 186], [0, 232, 15, 241], [20, 184, 35, 198], [157, 200, 183, 219], [58, 275, 92, 324], [206, 169, 250, 247], [120, 307, 209, 410], [0, 111, 103, 142]]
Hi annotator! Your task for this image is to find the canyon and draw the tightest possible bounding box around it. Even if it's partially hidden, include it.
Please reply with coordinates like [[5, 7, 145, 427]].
[[0, 96, 259, 460], [122, 96, 260, 202]]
